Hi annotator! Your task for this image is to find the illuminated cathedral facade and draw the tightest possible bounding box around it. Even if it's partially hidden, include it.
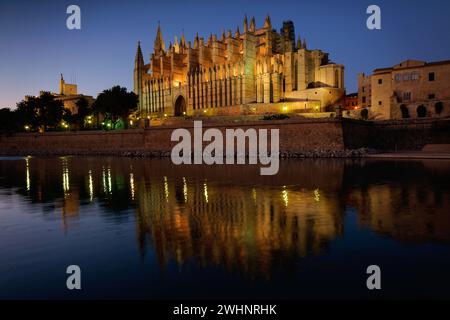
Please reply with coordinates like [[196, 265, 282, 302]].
[[133, 15, 345, 118]]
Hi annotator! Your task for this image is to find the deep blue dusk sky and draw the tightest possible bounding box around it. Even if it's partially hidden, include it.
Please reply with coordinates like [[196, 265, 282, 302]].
[[1, 0, 449, 109]]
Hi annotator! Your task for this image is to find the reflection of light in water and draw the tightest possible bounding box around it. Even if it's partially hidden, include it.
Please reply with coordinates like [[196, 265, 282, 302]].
[[183, 177, 188, 202], [130, 173, 135, 201], [88, 170, 94, 202], [164, 176, 169, 202], [252, 188, 257, 203], [25, 157, 30, 192], [282, 186, 288, 207], [107, 167, 112, 194], [314, 188, 320, 202], [62, 157, 70, 194], [102, 166, 106, 194], [204, 181, 209, 203]]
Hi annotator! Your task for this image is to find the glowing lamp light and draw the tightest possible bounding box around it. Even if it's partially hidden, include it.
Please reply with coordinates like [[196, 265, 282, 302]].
[[282, 106, 288, 112], [24, 125, 30, 131], [183, 111, 186, 115], [164, 113, 168, 117], [129, 120, 133, 125], [203, 109, 207, 113]]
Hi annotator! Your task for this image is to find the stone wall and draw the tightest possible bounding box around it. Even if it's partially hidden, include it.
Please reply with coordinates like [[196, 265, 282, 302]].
[[343, 118, 450, 151], [0, 118, 346, 156], [1, 118, 449, 156]]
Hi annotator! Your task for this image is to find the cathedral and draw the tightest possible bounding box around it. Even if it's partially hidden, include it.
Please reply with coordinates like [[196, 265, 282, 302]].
[[134, 15, 345, 118]]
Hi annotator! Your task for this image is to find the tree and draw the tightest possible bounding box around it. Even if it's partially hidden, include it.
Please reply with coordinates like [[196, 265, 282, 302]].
[[16, 96, 40, 131], [15, 92, 65, 131], [75, 97, 91, 129], [0, 108, 18, 133], [417, 105, 427, 118], [92, 86, 138, 124], [435, 102, 444, 115], [400, 104, 409, 119]]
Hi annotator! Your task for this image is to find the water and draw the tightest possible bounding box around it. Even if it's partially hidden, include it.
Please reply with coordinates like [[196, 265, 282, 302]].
[[0, 156, 449, 299]]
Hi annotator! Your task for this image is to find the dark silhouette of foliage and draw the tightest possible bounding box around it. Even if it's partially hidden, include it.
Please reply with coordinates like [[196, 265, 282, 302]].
[[75, 97, 91, 129], [93, 86, 138, 120], [0, 108, 18, 133]]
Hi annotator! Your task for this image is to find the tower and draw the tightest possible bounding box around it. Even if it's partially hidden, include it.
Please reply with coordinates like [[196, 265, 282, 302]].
[[134, 41, 144, 112], [154, 23, 165, 55], [242, 21, 257, 104], [60, 74, 65, 95]]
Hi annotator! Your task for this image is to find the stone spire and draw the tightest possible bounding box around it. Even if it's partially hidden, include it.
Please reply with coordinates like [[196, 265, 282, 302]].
[[134, 41, 144, 110], [194, 32, 199, 49], [154, 22, 165, 54], [180, 30, 186, 48], [134, 41, 144, 69], [296, 35, 302, 50], [235, 26, 240, 38], [249, 16, 256, 32], [221, 30, 226, 42], [264, 14, 271, 29], [243, 14, 248, 33], [303, 38, 307, 49]]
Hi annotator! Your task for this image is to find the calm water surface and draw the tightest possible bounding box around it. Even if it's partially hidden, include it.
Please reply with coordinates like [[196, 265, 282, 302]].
[[0, 156, 449, 299]]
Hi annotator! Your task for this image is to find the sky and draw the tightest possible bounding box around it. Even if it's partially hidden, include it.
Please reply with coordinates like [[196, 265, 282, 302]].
[[1, 0, 450, 109]]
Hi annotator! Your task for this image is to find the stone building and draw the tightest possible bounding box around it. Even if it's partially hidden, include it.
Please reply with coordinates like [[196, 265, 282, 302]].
[[358, 59, 450, 119], [134, 15, 345, 118], [53, 74, 94, 114]]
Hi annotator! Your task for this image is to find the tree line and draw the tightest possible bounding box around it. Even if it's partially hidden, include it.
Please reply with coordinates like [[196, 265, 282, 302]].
[[0, 86, 138, 133]]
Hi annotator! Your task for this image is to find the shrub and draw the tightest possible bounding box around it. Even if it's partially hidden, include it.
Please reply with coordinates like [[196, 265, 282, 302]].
[[262, 114, 290, 120]]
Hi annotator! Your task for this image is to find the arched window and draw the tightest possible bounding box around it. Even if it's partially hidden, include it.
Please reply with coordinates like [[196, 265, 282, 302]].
[[417, 105, 427, 118], [400, 104, 409, 118]]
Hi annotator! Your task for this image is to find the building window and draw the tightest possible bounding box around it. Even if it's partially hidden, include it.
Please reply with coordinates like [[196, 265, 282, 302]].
[[362, 96, 366, 103], [403, 92, 411, 101], [411, 72, 419, 81], [362, 87, 365, 93], [429, 72, 435, 81], [395, 74, 402, 82], [378, 101, 382, 105], [428, 94, 435, 100], [378, 79, 382, 84], [403, 73, 411, 81]]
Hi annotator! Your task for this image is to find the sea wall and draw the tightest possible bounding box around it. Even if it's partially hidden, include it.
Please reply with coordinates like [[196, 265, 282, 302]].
[[0, 118, 347, 157], [1, 118, 449, 156]]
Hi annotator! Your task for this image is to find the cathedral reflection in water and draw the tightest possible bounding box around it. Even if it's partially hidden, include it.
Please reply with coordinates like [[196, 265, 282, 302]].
[[1, 156, 449, 281]]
